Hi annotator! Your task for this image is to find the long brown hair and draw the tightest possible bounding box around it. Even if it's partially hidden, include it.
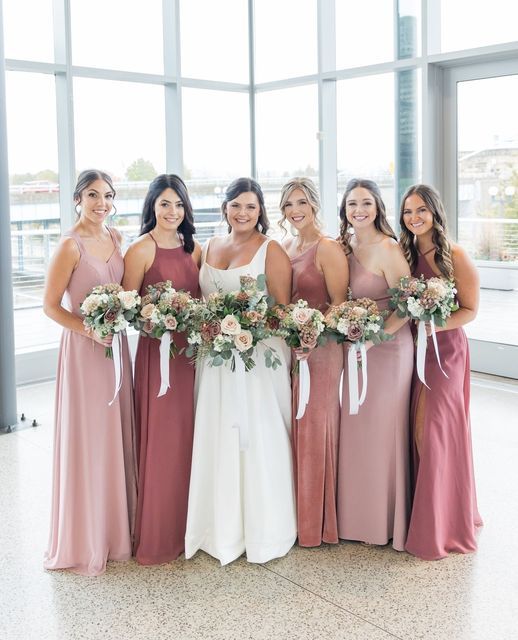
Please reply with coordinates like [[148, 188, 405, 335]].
[[399, 184, 454, 280], [338, 178, 396, 254]]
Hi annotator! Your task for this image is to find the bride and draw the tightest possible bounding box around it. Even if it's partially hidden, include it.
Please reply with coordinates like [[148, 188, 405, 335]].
[[185, 177, 296, 565]]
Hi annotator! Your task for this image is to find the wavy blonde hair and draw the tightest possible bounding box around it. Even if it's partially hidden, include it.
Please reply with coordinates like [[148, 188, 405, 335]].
[[278, 177, 322, 236], [398, 184, 454, 280], [338, 178, 396, 254]]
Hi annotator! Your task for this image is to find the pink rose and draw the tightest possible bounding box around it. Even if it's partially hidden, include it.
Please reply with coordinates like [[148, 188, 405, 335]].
[[141, 303, 156, 319], [348, 324, 363, 341], [164, 315, 178, 331], [292, 306, 313, 326], [104, 308, 118, 324], [234, 330, 253, 352]]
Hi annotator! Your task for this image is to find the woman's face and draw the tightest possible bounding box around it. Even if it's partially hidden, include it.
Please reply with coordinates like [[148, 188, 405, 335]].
[[154, 188, 185, 232], [77, 179, 114, 223], [344, 187, 378, 230], [402, 193, 434, 237], [225, 191, 260, 233], [283, 188, 316, 233]]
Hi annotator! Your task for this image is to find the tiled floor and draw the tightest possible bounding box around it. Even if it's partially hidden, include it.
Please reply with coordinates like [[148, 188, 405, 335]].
[[1, 374, 517, 640]]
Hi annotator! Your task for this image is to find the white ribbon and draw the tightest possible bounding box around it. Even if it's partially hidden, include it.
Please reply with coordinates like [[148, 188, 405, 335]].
[[157, 331, 171, 398], [231, 354, 250, 451], [347, 342, 368, 415], [416, 318, 448, 388], [295, 358, 311, 420], [108, 332, 123, 406]]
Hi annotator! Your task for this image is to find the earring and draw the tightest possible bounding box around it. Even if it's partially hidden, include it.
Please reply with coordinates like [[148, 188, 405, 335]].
[[75, 203, 81, 215]]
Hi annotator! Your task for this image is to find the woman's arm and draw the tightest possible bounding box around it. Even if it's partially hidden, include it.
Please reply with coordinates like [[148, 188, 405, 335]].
[[316, 238, 349, 307], [122, 237, 154, 292], [265, 240, 292, 306], [440, 244, 479, 331], [380, 239, 412, 336], [43, 236, 108, 343], [191, 240, 202, 269]]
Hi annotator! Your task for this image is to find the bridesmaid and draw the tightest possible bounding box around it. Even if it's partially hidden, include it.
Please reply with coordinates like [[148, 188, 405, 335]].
[[43, 169, 137, 576], [123, 174, 201, 565], [399, 184, 482, 560], [336, 178, 413, 551], [280, 177, 348, 547]]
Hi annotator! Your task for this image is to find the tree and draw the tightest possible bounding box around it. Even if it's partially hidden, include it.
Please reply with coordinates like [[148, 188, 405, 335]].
[[125, 158, 157, 181]]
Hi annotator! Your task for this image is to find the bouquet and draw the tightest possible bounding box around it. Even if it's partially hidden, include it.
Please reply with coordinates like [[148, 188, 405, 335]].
[[186, 274, 281, 372], [131, 280, 197, 397], [388, 276, 458, 386], [80, 283, 140, 404], [80, 283, 140, 358], [272, 300, 326, 419], [325, 298, 392, 415]]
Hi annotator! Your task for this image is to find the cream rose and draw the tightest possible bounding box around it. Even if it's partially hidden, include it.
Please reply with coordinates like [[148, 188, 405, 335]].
[[118, 290, 139, 310], [164, 315, 178, 331], [234, 330, 253, 352], [221, 314, 242, 335], [141, 303, 156, 319], [291, 306, 313, 326]]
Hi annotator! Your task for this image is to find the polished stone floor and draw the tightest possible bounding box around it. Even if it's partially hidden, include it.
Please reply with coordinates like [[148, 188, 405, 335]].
[[1, 374, 517, 640]]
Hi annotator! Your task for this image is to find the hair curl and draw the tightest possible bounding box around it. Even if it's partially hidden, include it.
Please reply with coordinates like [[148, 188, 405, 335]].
[[398, 184, 454, 280], [338, 178, 396, 254], [278, 177, 322, 236], [221, 177, 269, 235], [140, 174, 196, 254]]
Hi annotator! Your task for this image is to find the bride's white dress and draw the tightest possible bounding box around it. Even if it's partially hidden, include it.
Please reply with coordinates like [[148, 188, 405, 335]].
[[185, 238, 296, 565]]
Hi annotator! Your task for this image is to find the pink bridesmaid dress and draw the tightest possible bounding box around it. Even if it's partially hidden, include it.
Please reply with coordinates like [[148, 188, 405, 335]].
[[133, 237, 199, 564], [44, 228, 137, 576], [405, 250, 482, 560], [337, 253, 413, 550], [290, 240, 343, 546]]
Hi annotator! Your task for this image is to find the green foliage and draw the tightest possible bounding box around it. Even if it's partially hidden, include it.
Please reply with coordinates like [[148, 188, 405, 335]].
[[125, 158, 157, 181]]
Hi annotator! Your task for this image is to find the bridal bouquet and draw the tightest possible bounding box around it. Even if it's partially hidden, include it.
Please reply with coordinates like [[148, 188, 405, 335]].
[[271, 300, 326, 419], [388, 275, 458, 387], [325, 298, 391, 415], [186, 274, 281, 372], [80, 283, 140, 404], [80, 283, 140, 358]]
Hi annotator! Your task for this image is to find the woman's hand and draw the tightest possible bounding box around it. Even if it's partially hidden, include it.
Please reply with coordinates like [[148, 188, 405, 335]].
[[294, 346, 313, 361], [85, 327, 113, 347]]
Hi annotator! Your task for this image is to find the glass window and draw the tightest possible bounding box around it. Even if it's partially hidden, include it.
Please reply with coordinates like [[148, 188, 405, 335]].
[[5, 72, 61, 350], [73, 78, 166, 246], [337, 73, 395, 224], [255, 84, 319, 234], [3, 0, 54, 62], [254, 0, 317, 83], [182, 88, 251, 242], [180, 0, 249, 83], [398, 0, 420, 59], [396, 68, 421, 204], [441, 1, 518, 53], [70, 0, 163, 73], [336, 0, 394, 70], [456, 74, 518, 347]]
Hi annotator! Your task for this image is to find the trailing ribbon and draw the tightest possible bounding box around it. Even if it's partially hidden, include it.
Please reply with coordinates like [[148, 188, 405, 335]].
[[108, 332, 123, 406], [347, 342, 368, 415], [295, 358, 311, 420], [416, 319, 448, 388], [157, 331, 171, 397], [231, 354, 250, 450]]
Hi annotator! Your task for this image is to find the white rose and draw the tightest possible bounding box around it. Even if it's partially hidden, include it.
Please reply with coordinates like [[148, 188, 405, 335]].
[[140, 303, 156, 319], [220, 314, 242, 335], [118, 290, 139, 310], [291, 306, 313, 326], [407, 297, 424, 318], [234, 330, 253, 352], [337, 318, 350, 335], [366, 323, 380, 334]]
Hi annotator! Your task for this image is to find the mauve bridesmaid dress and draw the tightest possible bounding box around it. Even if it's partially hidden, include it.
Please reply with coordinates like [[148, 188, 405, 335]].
[[290, 240, 343, 546], [405, 250, 482, 560]]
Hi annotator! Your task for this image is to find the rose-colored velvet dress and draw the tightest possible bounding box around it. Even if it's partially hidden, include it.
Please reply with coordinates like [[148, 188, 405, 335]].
[[337, 253, 413, 550], [405, 251, 482, 560], [44, 228, 137, 576], [290, 241, 343, 546], [133, 238, 199, 564]]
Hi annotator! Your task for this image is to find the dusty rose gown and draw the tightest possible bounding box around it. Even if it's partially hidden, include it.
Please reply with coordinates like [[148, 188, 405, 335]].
[[290, 240, 343, 546], [133, 238, 199, 564], [44, 228, 137, 576], [405, 250, 482, 560], [337, 253, 413, 550]]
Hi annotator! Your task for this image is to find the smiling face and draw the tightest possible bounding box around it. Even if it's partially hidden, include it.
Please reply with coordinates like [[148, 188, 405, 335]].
[[283, 187, 316, 232], [402, 193, 434, 238], [345, 186, 377, 229], [76, 179, 114, 223], [154, 188, 185, 233], [225, 191, 260, 233]]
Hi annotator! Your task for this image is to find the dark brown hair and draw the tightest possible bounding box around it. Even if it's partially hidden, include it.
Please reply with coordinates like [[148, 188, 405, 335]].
[[221, 177, 269, 235]]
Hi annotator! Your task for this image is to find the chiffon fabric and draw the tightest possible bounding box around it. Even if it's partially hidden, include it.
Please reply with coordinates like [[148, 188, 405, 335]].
[[290, 240, 343, 546], [337, 253, 413, 550], [133, 239, 199, 564], [185, 238, 296, 565], [405, 251, 482, 560], [44, 228, 137, 576]]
